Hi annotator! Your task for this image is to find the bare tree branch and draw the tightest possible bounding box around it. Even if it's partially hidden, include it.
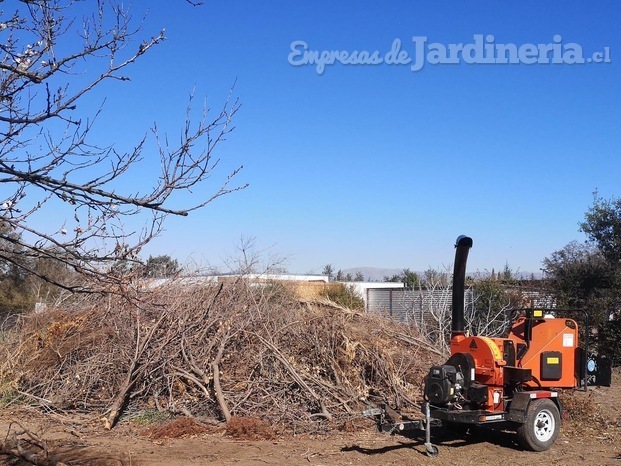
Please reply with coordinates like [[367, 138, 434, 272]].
[[0, 1, 246, 292]]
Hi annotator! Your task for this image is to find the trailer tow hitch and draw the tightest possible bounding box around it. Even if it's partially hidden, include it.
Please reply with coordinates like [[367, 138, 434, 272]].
[[363, 401, 439, 457]]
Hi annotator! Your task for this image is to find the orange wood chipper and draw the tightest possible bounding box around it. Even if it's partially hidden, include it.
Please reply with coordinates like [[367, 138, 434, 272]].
[[365, 235, 612, 456]]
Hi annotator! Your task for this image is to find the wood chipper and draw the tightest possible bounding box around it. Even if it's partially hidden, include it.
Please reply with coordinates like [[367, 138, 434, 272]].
[[364, 235, 612, 456]]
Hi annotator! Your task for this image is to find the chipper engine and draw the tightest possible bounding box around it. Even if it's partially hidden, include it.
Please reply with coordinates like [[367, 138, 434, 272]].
[[365, 235, 611, 456]]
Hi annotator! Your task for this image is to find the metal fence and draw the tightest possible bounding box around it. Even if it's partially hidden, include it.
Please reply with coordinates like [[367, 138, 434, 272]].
[[366, 286, 556, 325], [366, 288, 469, 324]]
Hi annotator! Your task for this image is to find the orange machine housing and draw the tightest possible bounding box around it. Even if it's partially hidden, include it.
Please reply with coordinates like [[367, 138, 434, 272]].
[[449, 313, 579, 412]]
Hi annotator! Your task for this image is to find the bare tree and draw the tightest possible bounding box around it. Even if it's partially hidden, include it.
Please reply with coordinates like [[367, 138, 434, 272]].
[[221, 236, 288, 275], [416, 267, 455, 352], [465, 277, 514, 338], [415, 268, 519, 351], [0, 1, 246, 292]]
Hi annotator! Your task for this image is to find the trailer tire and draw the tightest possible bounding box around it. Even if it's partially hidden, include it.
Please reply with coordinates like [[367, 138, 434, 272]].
[[516, 398, 560, 451]]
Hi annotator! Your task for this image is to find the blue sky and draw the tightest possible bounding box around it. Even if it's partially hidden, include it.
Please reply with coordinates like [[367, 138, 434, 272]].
[[60, 1, 621, 275]]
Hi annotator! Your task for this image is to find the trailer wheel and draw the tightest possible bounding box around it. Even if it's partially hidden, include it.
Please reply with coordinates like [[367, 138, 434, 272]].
[[516, 398, 560, 451], [425, 444, 439, 457]]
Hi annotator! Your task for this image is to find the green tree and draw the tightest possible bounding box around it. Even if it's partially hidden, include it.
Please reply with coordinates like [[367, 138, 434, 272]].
[[544, 193, 621, 325], [383, 268, 420, 289], [30, 256, 73, 300], [0, 221, 76, 312], [581, 193, 621, 264], [543, 240, 615, 324], [143, 255, 180, 278], [401, 268, 420, 288], [322, 264, 334, 281], [0, 222, 31, 313], [502, 262, 516, 281]]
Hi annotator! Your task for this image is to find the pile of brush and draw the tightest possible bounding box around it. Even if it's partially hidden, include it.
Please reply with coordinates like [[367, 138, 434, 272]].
[[0, 279, 443, 434]]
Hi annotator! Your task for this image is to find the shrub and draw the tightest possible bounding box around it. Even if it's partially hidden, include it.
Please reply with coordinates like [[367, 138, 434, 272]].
[[319, 283, 364, 310]]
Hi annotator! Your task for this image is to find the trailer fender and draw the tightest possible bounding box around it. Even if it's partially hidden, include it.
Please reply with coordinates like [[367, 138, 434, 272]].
[[506, 391, 562, 424]]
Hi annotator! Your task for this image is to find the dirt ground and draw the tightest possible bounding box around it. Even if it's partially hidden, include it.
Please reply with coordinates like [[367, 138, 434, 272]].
[[1, 370, 620, 466]]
